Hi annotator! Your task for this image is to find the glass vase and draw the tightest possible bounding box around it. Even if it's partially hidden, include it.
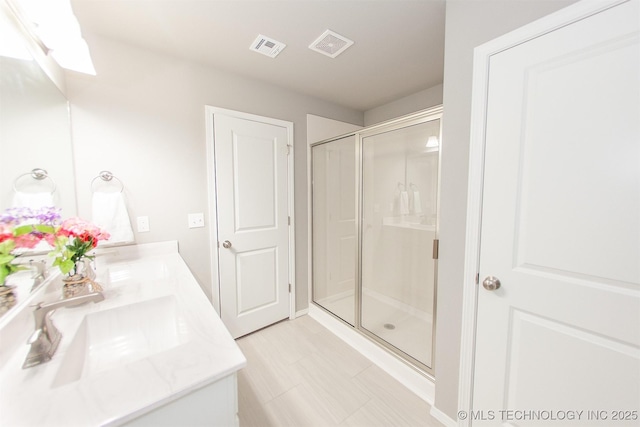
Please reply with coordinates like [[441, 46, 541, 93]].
[[62, 259, 102, 299]]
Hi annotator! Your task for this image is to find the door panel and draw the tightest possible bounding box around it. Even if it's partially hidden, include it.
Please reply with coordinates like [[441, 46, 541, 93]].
[[514, 29, 639, 285], [233, 132, 276, 231], [215, 114, 290, 338], [474, 0, 640, 423], [236, 246, 278, 315], [504, 310, 639, 411]]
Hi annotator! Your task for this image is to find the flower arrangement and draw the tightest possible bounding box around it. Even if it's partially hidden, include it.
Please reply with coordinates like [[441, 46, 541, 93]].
[[0, 207, 60, 284], [51, 217, 110, 276], [0, 207, 111, 286]]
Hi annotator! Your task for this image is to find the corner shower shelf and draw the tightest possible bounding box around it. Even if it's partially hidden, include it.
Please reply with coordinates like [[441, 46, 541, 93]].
[[382, 217, 435, 232]]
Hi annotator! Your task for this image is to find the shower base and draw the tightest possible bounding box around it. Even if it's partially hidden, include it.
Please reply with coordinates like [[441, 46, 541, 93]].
[[315, 289, 433, 368]]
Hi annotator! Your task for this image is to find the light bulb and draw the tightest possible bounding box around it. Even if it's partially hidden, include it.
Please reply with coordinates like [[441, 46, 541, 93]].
[[426, 136, 439, 148]]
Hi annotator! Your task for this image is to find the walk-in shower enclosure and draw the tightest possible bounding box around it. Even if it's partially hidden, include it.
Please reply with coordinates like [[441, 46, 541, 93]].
[[311, 107, 441, 374]]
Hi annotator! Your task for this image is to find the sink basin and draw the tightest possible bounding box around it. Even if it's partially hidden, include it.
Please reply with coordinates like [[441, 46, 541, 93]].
[[53, 296, 189, 387], [0, 245, 247, 427]]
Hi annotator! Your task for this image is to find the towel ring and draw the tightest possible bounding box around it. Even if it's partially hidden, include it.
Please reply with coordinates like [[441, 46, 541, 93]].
[[90, 171, 124, 193], [12, 168, 57, 194]]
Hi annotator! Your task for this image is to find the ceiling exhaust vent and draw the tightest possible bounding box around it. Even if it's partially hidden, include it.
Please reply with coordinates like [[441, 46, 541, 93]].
[[309, 29, 354, 58], [250, 34, 286, 58]]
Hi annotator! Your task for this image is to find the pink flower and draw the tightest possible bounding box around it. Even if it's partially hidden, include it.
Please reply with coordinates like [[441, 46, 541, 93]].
[[13, 233, 41, 249], [0, 224, 12, 243], [44, 233, 57, 246], [57, 217, 110, 243], [51, 217, 110, 276]]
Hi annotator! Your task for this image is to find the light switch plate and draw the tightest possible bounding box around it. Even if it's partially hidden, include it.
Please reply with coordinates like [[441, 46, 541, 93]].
[[137, 216, 150, 233], [188, 213, 205, 228]]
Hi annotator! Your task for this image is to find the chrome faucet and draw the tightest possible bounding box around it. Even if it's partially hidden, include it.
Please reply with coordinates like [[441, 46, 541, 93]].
[[22, 292, 104, 369]]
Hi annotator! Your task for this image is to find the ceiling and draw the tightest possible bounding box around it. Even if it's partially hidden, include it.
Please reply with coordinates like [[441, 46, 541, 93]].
[[70, 0, 446, 112]]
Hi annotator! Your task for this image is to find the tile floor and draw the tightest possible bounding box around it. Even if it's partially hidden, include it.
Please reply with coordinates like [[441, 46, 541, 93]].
[[236, 315, 444, 427]]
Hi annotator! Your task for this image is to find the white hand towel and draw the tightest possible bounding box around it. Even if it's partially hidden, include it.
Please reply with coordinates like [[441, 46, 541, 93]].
[[12, 191, 54, 209], [412, 191, 422, 214], [400, 191, 410, 215], [92, 192, 134, 244]]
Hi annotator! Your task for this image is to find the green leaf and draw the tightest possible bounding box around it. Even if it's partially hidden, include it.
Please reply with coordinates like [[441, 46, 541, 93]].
[[0, 254, 15, 264], [12, 224, 34, 236], [0, 240, 16, 253], [33, 224, 55, 234], [0, 261, 22, 282], [59, 259, 75, 275]]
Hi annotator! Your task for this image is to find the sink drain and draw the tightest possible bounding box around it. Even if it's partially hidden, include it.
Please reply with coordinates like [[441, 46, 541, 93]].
[[383, 323, 396, 330]]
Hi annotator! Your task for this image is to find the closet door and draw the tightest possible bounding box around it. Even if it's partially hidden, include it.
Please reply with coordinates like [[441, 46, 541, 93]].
[[471, 0, 640, 421], [213, 112, 292, 338]]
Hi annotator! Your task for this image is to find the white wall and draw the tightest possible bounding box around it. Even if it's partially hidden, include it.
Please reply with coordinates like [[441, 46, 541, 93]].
[[66, 35, 363, 306], [307, 114, 362, 144], [434, 0, 578, 421], [364, 84, 443, 126]]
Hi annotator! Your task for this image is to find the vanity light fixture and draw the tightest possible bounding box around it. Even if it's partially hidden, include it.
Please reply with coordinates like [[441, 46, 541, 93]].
[[426, 136, 439, 148]]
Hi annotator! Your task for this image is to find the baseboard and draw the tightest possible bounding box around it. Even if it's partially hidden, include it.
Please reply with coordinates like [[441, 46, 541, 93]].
[[308, 304, 435, 404], [295, 308, 309, 318], [430, 405, 457, 427]]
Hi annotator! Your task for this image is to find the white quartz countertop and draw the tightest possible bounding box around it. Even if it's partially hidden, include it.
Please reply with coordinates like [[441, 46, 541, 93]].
[[0, 241, 246, 426]]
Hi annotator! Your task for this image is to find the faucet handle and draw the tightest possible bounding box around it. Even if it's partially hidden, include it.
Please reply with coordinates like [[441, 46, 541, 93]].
[[29, 260, 47, 277], [29, 261, 48, 291]]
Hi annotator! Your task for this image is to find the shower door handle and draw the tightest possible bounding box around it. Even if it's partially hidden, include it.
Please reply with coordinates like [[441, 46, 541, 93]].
[[222, 240, 232, 249]]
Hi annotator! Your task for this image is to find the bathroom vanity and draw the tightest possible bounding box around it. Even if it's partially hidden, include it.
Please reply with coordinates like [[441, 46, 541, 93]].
[[0, 241, 246, 426]]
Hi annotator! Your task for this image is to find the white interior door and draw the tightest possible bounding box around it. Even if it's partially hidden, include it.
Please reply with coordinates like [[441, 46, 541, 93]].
[[473, 0, 639, 424], [213, 113, 291, 338]]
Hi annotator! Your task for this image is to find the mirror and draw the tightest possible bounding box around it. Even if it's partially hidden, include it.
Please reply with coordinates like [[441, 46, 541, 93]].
[[0, 54, 77, 216], [0, 23, 77, 319]]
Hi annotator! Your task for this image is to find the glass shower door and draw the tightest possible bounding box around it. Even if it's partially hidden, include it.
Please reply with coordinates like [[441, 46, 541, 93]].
[[360, 119, 440, 369], [311, 135, 357, 325]]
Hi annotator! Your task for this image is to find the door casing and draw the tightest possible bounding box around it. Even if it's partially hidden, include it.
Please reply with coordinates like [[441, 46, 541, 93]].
[[204, 106, 295, 320]]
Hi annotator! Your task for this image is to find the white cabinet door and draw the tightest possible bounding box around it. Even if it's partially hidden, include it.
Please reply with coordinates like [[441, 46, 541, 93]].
[[473, 0, 639, 424], [214, 114, 291, 338]]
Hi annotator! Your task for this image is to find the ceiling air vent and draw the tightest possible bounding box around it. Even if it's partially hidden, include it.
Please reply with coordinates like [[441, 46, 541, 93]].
[[250, 34, 286, 58], [309, 29, 354, 58]]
